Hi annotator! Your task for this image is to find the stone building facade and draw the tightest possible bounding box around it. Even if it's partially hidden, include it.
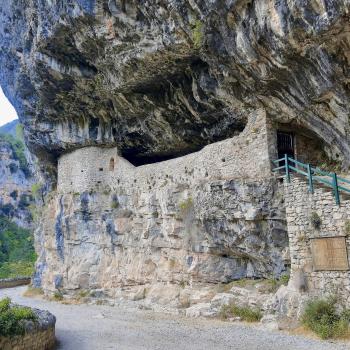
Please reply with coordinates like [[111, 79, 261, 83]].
[[284, 177, 350, 306], [57, 109, 273, 193]]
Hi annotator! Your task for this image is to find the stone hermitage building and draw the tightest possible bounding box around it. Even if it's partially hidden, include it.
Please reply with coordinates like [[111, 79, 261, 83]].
[[31, 108, 350, 308]]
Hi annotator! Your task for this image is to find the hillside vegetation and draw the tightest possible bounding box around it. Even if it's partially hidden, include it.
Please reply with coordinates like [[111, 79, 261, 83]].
[[0, 120, 35, 279], [0, 123, 30, 178], [0, 216, 36, 278]]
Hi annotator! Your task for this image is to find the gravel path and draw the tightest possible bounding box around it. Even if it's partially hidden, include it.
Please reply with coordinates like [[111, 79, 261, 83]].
[[0, 286, 349, 350]]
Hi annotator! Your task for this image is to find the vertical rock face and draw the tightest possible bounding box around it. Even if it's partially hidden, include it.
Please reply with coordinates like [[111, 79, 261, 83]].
[[36, 178, 287, 294], [1, 1, 350, 305], [34, 112, 289, 302], [0, 1, 349, 173]]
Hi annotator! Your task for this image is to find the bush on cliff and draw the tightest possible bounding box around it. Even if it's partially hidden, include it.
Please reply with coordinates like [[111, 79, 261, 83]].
[[0, 297, 37, 337]]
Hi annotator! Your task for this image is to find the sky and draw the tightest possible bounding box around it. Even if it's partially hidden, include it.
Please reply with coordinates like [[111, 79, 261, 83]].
[[0, 86, 18, 127]]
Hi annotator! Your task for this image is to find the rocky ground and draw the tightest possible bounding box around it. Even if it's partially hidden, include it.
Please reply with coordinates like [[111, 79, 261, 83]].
[[0, 286, 348, 350]]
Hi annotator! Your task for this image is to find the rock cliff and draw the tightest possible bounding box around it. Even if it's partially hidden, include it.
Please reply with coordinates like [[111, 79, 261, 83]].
[[1, 1, 350, 307], [1, 1, 349, 177]]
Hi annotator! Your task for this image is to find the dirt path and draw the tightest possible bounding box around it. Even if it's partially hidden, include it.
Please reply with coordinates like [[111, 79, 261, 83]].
[[0, 286, 348, 350]]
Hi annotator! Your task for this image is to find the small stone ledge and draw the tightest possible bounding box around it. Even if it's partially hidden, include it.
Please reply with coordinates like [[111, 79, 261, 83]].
[[0, 277, 31, 289], [0, 308, 56, 350]]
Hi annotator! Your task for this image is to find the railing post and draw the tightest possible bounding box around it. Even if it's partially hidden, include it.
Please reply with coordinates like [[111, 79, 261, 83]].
[[307, 164, 314, 194], [285, 154, 290, 183], [332, 172, 340, 205]]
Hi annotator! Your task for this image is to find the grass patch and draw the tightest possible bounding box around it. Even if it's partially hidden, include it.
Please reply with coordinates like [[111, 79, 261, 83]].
[[279, 274, 290, 286], [53, 291, 63, 301], [31, 183, 42, 199], [77, 290, 89, 299], [0, 297, 37, 337], [220, 302, 262, 322], [302, 297, 350, 339], [23, 287, 44, 298]]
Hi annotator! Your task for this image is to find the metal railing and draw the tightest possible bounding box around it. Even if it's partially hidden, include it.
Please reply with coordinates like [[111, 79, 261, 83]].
[[273, 154, 350, 205]]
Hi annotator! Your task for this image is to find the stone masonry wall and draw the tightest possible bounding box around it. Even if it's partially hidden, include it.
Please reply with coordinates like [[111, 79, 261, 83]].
[[57, 110, 272, 193], [284, 177, 350, 306]]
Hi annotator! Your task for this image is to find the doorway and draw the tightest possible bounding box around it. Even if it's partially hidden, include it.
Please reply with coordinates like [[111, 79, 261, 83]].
[[277, 131, 295, 160]]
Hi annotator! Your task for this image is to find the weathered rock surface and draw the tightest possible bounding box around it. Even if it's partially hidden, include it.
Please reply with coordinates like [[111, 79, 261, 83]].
[[1, 1, 350, 179], [32, 112, 289, 300], [34, 177, 287, 296], [1, 0, 350, 312]]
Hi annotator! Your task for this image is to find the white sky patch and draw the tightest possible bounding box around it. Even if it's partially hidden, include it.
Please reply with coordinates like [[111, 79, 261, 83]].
[[0, 86, 18, 126]]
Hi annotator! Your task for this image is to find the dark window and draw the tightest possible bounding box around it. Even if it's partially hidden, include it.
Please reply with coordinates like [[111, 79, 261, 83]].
[[109, 158, 115, 171], [99, 168, 103, 172], [277, 131, 295, 160]]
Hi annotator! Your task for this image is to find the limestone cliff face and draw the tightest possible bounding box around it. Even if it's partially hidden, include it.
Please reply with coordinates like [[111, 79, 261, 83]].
[[0, 1, 349, 175], [35, 178, 287, 299], [1, 1, 349, 302], [33, 113, 288, 296]]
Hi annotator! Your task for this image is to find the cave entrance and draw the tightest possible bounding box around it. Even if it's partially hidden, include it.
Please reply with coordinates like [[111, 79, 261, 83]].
[[277, 131, 295, 160]]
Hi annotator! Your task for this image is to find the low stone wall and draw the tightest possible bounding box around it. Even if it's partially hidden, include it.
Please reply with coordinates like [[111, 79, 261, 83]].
[[0, 308, 56, 350], [0, 277, 31, 289], [284, 177, 350, 306]]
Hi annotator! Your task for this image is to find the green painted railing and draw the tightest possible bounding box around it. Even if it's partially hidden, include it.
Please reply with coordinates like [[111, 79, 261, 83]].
[[273, 154, 350, 205]]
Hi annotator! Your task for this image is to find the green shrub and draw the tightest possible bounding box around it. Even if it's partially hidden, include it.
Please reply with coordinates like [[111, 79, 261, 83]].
[[192, 20, 204, 48], [0, 297, 37, 337], [77, 290, 89, 299], [178, 197, 193, 218], [279, 274, 290, 286], [0, 297, 11, 312], [53, 291, 63, 301], [302, 297, 350, 339], [31, 183, 42, 199], [220, 302, 262, 322], [111, 201, 119, 209]]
